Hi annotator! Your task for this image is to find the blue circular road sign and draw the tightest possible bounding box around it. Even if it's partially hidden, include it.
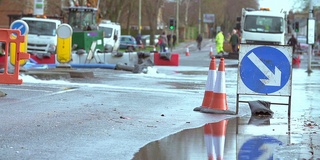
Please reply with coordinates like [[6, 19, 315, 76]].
[[238, 135, 283, 160], [10, 20, 29, 36], [240, 46, 291, 94]]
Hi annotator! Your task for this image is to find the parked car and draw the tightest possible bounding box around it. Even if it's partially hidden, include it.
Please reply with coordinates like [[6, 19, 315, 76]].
[[119, 35, 138, 51]]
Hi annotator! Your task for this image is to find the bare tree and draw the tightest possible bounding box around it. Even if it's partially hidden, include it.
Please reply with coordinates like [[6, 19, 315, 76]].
[[46, 0, 63, 16], [222, 0, 258, 33], [144, 0, 165, 45], [99, 0, 131, 23]]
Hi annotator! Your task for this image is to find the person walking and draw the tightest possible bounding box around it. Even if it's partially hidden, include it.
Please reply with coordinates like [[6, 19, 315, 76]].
[[229, 29, 239, 53], [167, 34, 172, 49], [226, 32, 231, 42], [287, 34, 298, 54], [215, 31, 225, 56], [172, 34, 177, 49], [135, 34, 143, 49], [160, 32, 168, 52], [196, 34, 203, 50]]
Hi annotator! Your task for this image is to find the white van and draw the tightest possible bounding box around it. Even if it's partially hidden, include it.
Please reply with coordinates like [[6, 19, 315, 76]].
[[240, 8, 287, 45], [98, 20, 121, 52], [21, 17, 61, 57]]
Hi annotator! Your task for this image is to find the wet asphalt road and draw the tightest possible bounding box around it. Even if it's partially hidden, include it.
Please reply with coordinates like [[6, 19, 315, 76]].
[[0, 40, 320, 159]]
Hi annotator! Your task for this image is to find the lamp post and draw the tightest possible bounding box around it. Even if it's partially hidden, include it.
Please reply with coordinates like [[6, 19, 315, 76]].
[[138, 0, 142, 34], [198, 0, 201, 34], [307, 0, 314, 73], [176, 0, 179, 45]]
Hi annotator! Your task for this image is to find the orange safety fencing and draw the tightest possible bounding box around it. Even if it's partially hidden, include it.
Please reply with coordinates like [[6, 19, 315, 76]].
[[0, 29, 30, 84]]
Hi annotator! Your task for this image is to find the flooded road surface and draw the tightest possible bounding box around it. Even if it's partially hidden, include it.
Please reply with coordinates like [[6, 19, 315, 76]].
[[133, 116, 319, 160], [0, 55, 319, 159], [132, 67, 320, 160]]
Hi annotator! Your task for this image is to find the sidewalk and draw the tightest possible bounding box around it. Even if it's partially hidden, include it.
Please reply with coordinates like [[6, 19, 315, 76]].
[[172, 38, 214, 54], [298, 52, 320, 69]]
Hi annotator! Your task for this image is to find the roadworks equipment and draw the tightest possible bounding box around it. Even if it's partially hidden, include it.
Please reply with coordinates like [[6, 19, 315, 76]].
[[194, 58, 236, 115]]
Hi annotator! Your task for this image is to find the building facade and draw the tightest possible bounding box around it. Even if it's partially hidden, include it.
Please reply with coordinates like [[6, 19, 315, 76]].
[[0, 0, 34, 28], [0, 0, 62, 28]]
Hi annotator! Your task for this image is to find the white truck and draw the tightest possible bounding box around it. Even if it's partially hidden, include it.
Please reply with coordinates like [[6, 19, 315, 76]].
[[240, 8, 287, 45], [21, 17, 61, 57], [98, 20, 121, 52]]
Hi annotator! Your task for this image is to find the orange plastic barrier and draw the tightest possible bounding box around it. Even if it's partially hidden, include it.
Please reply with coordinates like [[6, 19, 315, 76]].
[[154, 52, 179, 66], [0, 29, 30, 84]]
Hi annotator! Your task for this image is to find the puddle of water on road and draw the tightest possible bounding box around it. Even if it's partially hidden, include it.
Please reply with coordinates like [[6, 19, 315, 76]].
[[132, 117, 315, 160]]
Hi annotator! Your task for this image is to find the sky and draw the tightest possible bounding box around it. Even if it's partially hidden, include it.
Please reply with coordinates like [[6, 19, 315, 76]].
[[259, 0, 296, 12]]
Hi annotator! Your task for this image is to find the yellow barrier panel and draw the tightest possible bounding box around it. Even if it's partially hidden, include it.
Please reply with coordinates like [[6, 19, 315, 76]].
[[9, 20, 29, 66], [57, 24, 73, 63]]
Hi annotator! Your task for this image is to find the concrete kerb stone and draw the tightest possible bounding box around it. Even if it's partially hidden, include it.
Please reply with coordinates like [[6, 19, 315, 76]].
[[48, 68, 94, 78], [24, 70, 71, 80], [24, 68, 95, 79]]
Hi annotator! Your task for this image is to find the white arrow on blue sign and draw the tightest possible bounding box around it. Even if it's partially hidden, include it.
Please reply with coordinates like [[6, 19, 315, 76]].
[[238, 45, 292, 95], [10, 20, 29, 36], [238, 135, 283, 159]]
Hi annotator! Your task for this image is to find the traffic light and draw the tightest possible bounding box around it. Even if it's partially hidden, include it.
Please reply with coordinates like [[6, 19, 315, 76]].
[[295, 22, 299, 32], [169, 18, 175, 30]]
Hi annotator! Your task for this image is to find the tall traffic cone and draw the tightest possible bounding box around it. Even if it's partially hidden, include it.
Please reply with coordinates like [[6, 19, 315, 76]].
[[201, 58, 235, 114], [194, 57, 217, 111], [209, 45, 214, 58], [204, 120, 228, 160], [185, 46, 190, 56]]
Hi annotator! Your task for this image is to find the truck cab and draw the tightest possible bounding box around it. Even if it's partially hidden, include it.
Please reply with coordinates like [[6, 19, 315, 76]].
[[240, 8, 287, 45], [98, 20, 121, 52], [21, 17, 61, 57], [65, 6, 104, 53]]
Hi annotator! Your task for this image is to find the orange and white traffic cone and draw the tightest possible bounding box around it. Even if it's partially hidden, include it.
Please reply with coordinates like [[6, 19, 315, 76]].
[[153, 45, 157, 52], [209, 45, 214, 58], [201, 58, 235, 114], [292, 53, 301, 68], [204, 120, 228, 160], [194, 57, 217, 111], [185, 46, 190, 56]]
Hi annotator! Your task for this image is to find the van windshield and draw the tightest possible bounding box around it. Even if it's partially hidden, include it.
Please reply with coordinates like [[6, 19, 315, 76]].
[[244, 15, 283, 33], [23, 20, 56, 36], [99, 27, 113, 38]]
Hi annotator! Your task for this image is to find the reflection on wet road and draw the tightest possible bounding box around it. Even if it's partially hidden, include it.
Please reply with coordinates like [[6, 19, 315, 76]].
[[133, 116, 317, 160]]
